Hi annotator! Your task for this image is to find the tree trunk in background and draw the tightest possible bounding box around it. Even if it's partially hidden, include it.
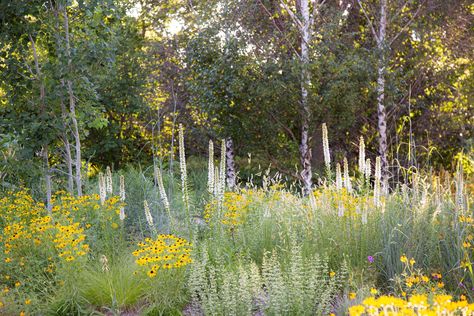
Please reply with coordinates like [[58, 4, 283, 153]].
[[299, 0, 313, 195], [63, 5, 83, 196], [376, 0, 389, 186], [225, 137, 236, 190], [51, 1, 74, 194], [60, 92, 74, 193], [29, 34, 52, 214]]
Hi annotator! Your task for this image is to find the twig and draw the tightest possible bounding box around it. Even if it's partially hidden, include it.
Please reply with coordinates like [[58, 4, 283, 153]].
[[356, 0, 379, 42], [389, 0, 426, 46]]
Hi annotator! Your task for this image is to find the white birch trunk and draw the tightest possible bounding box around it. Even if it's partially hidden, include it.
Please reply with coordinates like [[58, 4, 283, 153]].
[[225, 137, 237, 190], [376, 0, 389, 186], [299, 0, 313, 195], [29, 34, 52, 214], [51, 3, 74, 194], [63, 5, 83, 196], [60, 93, 74, 193]]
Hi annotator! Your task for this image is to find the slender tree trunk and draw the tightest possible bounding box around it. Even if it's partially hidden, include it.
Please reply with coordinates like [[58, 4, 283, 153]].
[[299, 0, 313, 195], [60, 91, 74, 193], [29, 34, 52, 214], [225, 137, 236, 190], [51, 1, 74, 193], [376, 0, 389, 186], [62, 4, 83, 196]]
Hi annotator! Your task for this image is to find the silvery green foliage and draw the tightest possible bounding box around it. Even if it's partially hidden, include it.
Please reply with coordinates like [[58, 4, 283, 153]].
[[188, 243, 345, 315]]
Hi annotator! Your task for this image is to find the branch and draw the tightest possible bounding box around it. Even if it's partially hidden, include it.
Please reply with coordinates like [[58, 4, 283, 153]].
[[357, 0, 379, 42], [267, 153, 302, 181], [280, 0, 303, 30], [309, 0, 327, 30], [266, 109, 297, 143], [256, 0, 301, 58], [388, 0, 426, 47]]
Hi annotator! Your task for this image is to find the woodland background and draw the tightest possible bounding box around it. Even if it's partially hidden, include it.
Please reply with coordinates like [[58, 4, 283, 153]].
[[0, 0, 472, 194]]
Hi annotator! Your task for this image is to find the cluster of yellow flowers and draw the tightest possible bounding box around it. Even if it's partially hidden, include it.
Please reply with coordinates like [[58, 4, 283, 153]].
[[52, 193, 123, 230], [459, 215, 474, 274], [349, 294, 473, 316], [0, 191, 99, 265], [132, 234, 192, 278], [54, 223, 89, 262], [396, 255, 444, 296], [204, 191, 252, 227], [313, 188, 377, 217]]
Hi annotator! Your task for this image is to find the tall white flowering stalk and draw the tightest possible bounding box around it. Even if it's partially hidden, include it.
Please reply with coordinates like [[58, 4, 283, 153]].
[[365, 158, 371, 183], [144, 200, 154, 228], [98, 172, 106, 205], [335, 163, 342, 191], [456, 160, 465, 212], [213, 166, 220, 198], [218, 140, 226, 206], [322, 123, 331, 173], [105, 166, 113, 194], [119, 175, 125, 221], [208, 140, 215, 195], [374, 156, 381, 207], [359, 136, 365, 174], [155, 166, 171, 221], [178, 124, 190, 222], [343, 157, 352, 193]]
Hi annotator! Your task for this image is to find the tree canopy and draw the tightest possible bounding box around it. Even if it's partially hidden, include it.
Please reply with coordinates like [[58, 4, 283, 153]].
[[1, 0, 472, 192]]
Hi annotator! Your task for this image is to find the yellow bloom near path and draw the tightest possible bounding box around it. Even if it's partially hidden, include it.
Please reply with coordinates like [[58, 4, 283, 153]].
[[349, 294, 474, 316]]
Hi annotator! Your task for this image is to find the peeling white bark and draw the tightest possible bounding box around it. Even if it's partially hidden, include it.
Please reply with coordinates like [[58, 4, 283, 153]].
[[299, 0, 313, 196], [376, 0, 389, 186], [225, 137, 236, 190], [63, 5, 83, 196]]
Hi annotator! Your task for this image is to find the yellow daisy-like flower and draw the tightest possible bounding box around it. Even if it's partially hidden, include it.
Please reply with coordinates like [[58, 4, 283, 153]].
[[400, 255, 408, 263], [349, 305, 365, 316], [147, 269, 157, 278]]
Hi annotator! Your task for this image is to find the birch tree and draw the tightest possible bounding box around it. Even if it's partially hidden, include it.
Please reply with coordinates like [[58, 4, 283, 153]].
[[279, 0, 325, 195], [357, 0, 424, 186], [29, 33, 52, 214], [61, 2, 83, 196]]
